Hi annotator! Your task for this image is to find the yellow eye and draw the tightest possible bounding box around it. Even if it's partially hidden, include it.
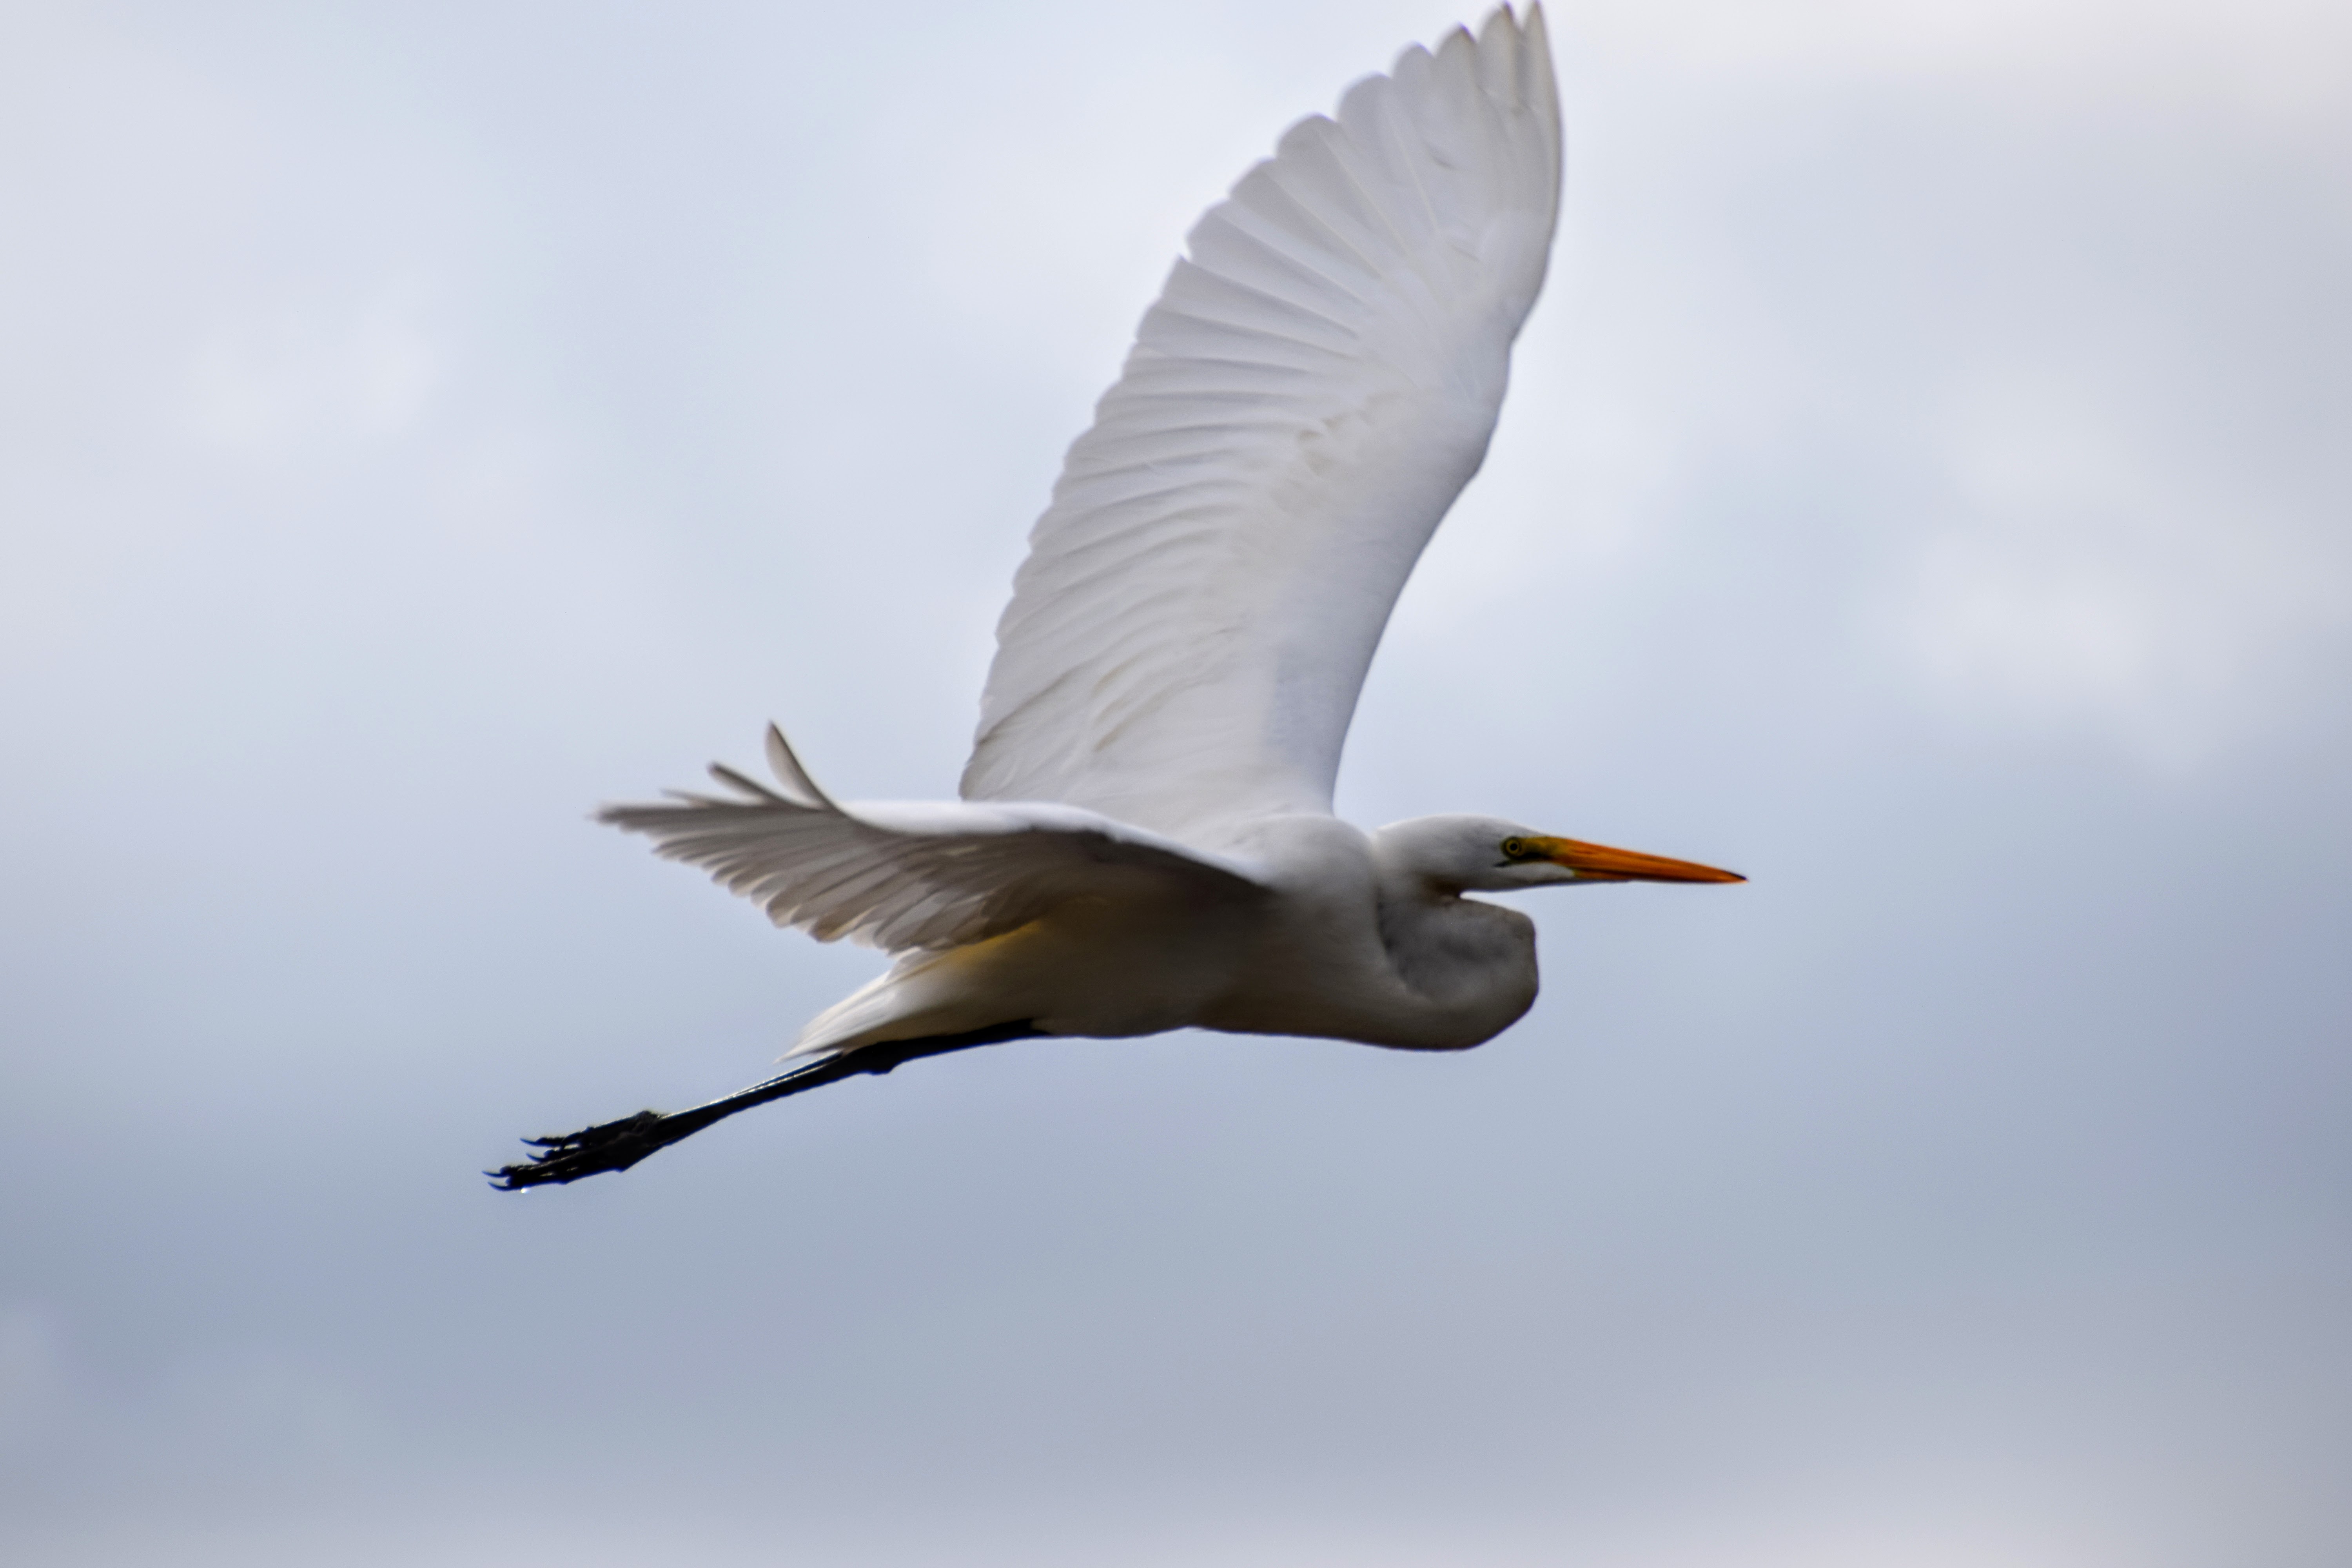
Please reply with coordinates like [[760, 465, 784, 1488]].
[[1500, 837, 1528, 859]]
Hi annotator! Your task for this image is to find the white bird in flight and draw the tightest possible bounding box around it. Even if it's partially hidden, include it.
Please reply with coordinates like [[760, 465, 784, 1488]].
[[495, 4, 1740, 1190]]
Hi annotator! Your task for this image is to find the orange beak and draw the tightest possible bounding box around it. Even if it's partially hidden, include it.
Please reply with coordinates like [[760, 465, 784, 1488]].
[[1530, 835, 1745, 884]]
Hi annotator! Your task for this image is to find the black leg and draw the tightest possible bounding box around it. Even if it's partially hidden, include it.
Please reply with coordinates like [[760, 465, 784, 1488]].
[[488, 1022, 1044, 1190]]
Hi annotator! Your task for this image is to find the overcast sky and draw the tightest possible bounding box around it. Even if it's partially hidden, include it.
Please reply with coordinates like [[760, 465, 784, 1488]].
[[3, 2, 2348, 1564]]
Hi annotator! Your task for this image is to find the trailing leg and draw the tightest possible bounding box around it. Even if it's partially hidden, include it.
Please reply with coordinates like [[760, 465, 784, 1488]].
[[488, 1022, 1043, 1189]]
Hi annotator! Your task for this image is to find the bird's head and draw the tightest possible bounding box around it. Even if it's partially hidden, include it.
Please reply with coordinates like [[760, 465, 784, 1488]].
[[1373, 814, 1745, 895]]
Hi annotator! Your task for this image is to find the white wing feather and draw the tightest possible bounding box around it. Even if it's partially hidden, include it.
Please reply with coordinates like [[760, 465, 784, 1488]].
[[601, 726, 1267, 954], [961, 7, 1561, 844]]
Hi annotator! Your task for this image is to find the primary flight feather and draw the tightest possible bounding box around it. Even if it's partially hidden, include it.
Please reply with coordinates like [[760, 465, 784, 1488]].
[[495, 5, 1741, 1191]]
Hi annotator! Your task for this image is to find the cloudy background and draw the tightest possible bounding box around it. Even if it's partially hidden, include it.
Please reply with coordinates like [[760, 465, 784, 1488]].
[[3, 0, 2347, 1562]]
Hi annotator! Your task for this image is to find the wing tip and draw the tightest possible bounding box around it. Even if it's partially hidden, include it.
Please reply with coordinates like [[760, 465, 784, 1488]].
[[765, 722, 843, 813]]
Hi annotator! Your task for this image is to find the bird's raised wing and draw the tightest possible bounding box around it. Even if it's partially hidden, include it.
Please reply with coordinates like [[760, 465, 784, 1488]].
[[961, 6, 1561, 846], [601, 727, 1267, 953]]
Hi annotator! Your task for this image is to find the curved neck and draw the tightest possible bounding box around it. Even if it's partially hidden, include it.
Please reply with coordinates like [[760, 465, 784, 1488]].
[[1372, 877, 1536, 1018]]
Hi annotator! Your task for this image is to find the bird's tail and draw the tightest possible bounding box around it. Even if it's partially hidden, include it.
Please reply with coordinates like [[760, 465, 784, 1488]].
[[788, 944, 1012, 1060]]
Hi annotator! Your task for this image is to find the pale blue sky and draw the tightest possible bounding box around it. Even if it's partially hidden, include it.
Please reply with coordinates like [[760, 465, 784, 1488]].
[[3, 2, 2348, 1563]]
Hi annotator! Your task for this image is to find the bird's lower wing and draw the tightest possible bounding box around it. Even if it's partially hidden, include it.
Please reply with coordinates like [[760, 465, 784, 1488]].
[[599, 725, 1268, 953], [961, 7, 1560, 843]]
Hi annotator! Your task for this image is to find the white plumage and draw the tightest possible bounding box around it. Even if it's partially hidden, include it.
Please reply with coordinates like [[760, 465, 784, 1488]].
[[965, 8, 1559, 839], [495, 6, 1741, 1189], [607, 726, 1262, 956]]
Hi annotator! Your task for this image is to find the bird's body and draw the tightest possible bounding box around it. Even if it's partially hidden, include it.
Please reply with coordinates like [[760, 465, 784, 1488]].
[[495, 4, 1741, 1190], [807, 813, 1541, 1060]]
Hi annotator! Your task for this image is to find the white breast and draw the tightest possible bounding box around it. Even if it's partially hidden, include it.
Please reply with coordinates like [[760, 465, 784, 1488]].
[[1196, 816, 1539, 1051]]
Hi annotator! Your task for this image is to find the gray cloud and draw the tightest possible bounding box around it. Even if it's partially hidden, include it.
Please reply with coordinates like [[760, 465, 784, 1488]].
[[3, 2, 2347, 1563]]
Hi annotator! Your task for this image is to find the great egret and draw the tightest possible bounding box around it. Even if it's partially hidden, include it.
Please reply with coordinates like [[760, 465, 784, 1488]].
[[494, 4, 1740, 1191]]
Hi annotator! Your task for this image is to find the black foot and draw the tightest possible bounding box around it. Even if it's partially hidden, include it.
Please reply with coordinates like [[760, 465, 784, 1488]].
[[489, 1109, 695, 1189]]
